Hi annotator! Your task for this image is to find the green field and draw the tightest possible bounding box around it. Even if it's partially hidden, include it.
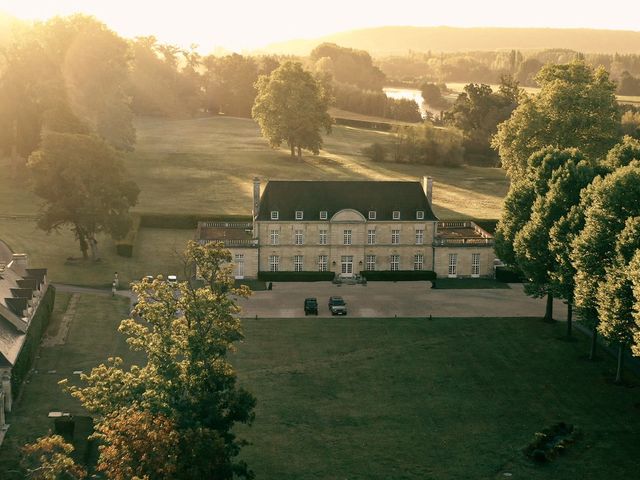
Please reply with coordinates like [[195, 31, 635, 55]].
[[2, 294, 638, 480], [0, 116, 508, 287]]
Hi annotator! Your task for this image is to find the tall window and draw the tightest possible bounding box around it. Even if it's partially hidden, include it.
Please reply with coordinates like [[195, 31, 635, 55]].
[[269, 229, 279, 245], [414, 253, 424, 270], [472, 253, 480, 277], [234, 253, 244, 277], [269, 255, 279, 272], [367, 229, 376, 245], [294, 255, 304, 272], [294, 229, 304, 245], [270, 211, 279, 220], [448, 253, 457, 277], [390, 254, 400, 271], [341, 255, 353, 274], [319, 229, 328, 245], [415, 229, 424, 245], [365, 254, 376, 271], [318, 255, 328, 272], [391, 229, 400, 245], [295, 210, 303, 220], [343, 229, 352, 245]]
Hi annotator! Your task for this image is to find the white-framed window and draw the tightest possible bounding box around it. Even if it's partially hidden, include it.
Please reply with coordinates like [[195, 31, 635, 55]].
[[343, 229, 352, 245], [365, 254, 376, 271], [295, 210, 303, 220], [367, 229, 376, 245], [269, 255, 279, 272], [390, 254, 400, 271], [294, 255, 304, 272], [320, 210, 328, 220], [319, 229, 328, 245], [414, 253, 424, 270], [393, 210, 400, 220], [415, 229, 424, 245], [341, 255, 353, 274], [318, 255, 328, 272], [368, 210, 376, 220], [234, 253, 245, 278], [270, 211, 279, 220], [448, 253, 457, 277], [416, 210, 425, 220], [269, 229, 279, 245], [294, 229, 304, 245], [472, 253, 480, 277], [392, 229, 400, 245]]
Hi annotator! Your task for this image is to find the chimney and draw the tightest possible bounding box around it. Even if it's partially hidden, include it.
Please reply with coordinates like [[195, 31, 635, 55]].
[[422, 176, 433, 205], [9, 253, 28, 277], [252, 177, 261, 238]]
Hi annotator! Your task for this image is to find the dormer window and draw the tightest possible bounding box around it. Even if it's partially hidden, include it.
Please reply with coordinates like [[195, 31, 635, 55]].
[[295, 210, 303, 220], [320, 210, 328, 220], [368, 211, 376, 220], [270, 211, 279, 220], [416, 210, 424, 220], [393, 211, 401, 220]]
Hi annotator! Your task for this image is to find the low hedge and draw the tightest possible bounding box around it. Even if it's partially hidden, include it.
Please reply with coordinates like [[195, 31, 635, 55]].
[[11, 284, 56, 397], [115, 214, 141, 257], [139, 213, 252, 229], [360, 270, 437, 281], [495, 266, 525, 283], [258, 271, 336, 282]]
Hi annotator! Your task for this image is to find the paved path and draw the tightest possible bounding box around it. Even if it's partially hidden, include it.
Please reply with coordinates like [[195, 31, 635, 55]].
[[52, 283, 136, 305]]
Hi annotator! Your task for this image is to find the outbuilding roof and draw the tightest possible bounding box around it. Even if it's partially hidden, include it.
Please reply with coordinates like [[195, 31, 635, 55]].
[[256, 181, 437, 222]]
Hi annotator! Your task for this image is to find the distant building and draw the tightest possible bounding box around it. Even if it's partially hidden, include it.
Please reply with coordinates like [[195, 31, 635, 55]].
[[197, 177, 495, 279], [0, 245, 50, 430]]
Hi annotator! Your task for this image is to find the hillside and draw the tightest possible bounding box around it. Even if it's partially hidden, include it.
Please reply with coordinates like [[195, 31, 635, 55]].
[[260, 26, 640, 56]]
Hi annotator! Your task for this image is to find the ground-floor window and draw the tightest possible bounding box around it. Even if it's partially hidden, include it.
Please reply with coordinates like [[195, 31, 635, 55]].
[[390, 254, 400, 271], [414, 253, 423, 270], [471, 253, 480, 277], [294, 255, 303, 272], [318, 255, 328, 271], [234, 253, 244, 277], [448, 253, 457, 277], [269, 255, 279, 272], [365, 254, 376, 271], [341, 255, 353, 274]]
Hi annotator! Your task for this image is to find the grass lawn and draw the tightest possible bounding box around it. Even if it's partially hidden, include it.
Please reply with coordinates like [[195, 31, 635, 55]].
[[434, 277, 511, 289], [233, 317, 640, 480], [0, 293, 140, 477]]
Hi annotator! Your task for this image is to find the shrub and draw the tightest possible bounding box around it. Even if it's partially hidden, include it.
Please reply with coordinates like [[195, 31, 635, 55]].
[[523, 422, 580, 463], [258, 271, 336, 282], [115, 214, 141, 257], [359, 270, 436, 281], [495, 266, 525, 283], [362, 142, 388, 162]]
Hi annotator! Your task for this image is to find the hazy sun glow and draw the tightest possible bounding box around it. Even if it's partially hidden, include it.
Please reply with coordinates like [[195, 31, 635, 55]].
[[1, 0, 639, 53]]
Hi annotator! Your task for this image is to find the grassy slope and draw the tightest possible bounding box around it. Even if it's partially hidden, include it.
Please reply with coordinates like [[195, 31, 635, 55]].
[[234, 317, 640, 480], [0, 116, 508, 286], [0, 293, 140, 477]]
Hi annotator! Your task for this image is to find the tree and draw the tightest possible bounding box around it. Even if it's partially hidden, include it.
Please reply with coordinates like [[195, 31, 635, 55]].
[[252, 61, 332, 159], [420, 82, 448, 109], [62, 241, 256, 479], [572, 162, 640, 360], [21, 435, 87, 480], [493, 61, 620, 180], [27, 132, 139, 260], [596, 217, 640, 382], [203, 54, 259, 117], [309, 43, 385, 90], [630, 251, 640, 357]]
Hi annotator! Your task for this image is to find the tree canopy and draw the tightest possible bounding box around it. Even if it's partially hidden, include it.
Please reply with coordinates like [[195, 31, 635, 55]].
[[252, 61, 332, 158]]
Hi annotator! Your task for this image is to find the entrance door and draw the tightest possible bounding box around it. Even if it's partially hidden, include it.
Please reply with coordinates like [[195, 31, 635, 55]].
[[341, 255, 353, 276], [234, 253, 245, 279]]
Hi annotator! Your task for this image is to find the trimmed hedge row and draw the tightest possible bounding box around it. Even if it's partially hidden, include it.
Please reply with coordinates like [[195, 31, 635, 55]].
[[495, 266, 525, 283], [258, 271, 336, 282], [360, 270, 437, 281], [140, 213, 252, 229], [11, 284, 56, 397], [115, 214, 141, 257]]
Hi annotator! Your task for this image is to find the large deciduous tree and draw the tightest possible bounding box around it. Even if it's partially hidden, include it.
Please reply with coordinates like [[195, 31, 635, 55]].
[[492, 61, 620, 180], [62, 241, 256, 479], [252, 61, 332, 159], [27, 132, 139, 260]]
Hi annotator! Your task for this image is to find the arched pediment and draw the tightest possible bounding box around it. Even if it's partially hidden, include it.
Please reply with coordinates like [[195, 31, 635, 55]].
[[330, 209, 366, 222]]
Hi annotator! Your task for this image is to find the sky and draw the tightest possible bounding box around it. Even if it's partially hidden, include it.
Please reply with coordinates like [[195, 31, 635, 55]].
[[1, 0, 639, 53]]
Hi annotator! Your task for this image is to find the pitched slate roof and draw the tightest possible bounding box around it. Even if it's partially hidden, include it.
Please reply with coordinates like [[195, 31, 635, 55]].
[[256, 181, 437, 221]]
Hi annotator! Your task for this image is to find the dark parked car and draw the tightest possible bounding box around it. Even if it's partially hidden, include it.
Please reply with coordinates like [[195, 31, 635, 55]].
[[304, 297, 318, 315], [328, 296, 347, 315]]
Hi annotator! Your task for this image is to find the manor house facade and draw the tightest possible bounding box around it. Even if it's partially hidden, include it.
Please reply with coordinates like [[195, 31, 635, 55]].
[[197, 177, 495, 279]]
